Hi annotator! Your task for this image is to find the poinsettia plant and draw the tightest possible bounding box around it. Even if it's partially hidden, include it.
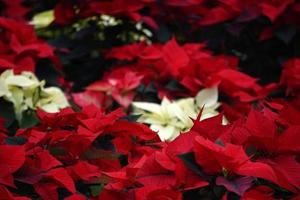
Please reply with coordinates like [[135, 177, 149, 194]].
[[0, 0, 299, 199]]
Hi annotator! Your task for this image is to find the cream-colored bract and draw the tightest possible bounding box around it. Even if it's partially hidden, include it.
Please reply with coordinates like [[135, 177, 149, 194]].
[[132, 87, 223, 142], [30, 10, 54, 29], [0, 70, 69, 122]]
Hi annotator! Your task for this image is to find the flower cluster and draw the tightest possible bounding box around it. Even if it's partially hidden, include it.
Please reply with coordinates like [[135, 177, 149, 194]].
[[0, 105, 160, 199], [52, 0, 300, 30], [77, 39, 274, 120], [0, 102, 300, 199], [0, 17, 54, 73], [0, 0, 299, 199], [105, 40, 271, 101], [74, 67, 144, 108], [0, 70, 69, 122], [132, 87, 222, 141]]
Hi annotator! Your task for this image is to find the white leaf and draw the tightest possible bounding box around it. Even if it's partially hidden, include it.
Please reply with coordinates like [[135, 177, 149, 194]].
[[0, 79, 8, 97], [196, 86, 219, 108], [132, 102, 162, 114], [150, 124, 179, 142], [5, 75, 37, 87]]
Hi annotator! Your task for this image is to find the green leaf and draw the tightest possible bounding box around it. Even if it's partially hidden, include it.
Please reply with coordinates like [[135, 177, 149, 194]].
[[215, 139, 225, 147], [5, 136, 28, 145], [165, 80, 185, 91], [83, 149, 121, 160], [154, 23, 171, 43], [19, 110, 40, 128], [90, 184, 104, 197], [120, 114, 142, 122], [50, 147, 67, 156], [0, 100, 15, 120]]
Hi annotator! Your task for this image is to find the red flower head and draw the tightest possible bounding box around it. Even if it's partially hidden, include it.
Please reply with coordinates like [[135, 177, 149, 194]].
[[0, 18, 54, 73]]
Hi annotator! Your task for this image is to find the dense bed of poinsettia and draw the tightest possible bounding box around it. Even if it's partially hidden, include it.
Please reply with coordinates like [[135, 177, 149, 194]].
[[0, 0, 300, 199]]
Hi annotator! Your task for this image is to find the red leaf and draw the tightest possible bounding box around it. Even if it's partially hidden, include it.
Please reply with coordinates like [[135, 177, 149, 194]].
[[235, 162, 278, 188], [242, 186, 274, 200], [0, 185, 30, 200], [261, 156, 300, 191], [166, 131, 198, 159], [199, 7, 234, 25], [280, 58, 300, 94], [106, 120, 158, 141], [106, 43, 142, 60], [162, 38, 189, 77], [245, 109, 276, 138], [36, 150, 62, 171], [73, 91, 108, 109], [175, 159, 208, 190], [217, 69, 257, 89], [34, 183, 58, 200], [72, 161, 101, 181], [191, 114, 225, 141], [113, 135, 133, 154], [135, 186, 182, 200], [260, 0, 294, 22], [277, 126, 300, 153], [46, 168, 76, 193], [64, 194, 86, 200], [98, 189, 131, 200], [193, 136, 278, 184], [136, 152, 176, 187], [54, 1, 76, 25], [0, 145, 25, 175]]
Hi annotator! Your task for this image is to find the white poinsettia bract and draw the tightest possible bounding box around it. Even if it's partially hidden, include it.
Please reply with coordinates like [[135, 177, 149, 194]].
[[0, 70, 69, 122], [132, 87, 224, 141]]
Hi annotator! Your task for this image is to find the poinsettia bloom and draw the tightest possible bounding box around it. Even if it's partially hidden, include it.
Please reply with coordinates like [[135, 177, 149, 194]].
[[132, 87, 222, 141], [80, 67, 143, 108], [0, 70, 69, 121], [193, 136, 278, 183], [37, 87, 70, 113], [0, 17, 54, 73]]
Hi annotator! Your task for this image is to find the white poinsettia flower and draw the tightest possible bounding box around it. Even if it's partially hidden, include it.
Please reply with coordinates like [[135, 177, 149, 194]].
[[38, 87, 70, 113], [30, 10, 54, 29], [0, 70, 69, 122], [132, 87, 222, 141]]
